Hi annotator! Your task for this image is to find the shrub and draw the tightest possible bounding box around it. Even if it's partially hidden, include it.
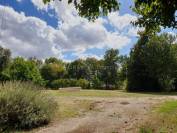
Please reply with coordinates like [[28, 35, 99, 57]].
[[50, 79, 90, 89], [0, 81, 57, 131], [77, 79, 90, 89], [50, 79, 78, 89], [91, 77, 103, 89]]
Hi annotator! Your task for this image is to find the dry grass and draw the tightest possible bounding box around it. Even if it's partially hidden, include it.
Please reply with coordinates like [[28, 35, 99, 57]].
[[140, 100, 177, 133]]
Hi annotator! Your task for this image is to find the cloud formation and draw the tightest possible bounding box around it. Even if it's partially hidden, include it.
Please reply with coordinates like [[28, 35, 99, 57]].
[[0, 1, 138, 60]]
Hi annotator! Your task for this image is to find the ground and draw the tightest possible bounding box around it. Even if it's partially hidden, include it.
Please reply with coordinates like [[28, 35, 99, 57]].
[[26, 90, 177, 133]]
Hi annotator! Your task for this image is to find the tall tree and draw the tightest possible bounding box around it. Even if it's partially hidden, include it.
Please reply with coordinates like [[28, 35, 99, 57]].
[[0, 46, 11, 73], [127, 33, 177, 92], [101, 49, 120, 89]]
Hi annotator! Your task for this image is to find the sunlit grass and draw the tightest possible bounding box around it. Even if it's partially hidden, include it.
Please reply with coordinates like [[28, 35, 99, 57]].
[[46, 90, 160, 98], [140, 100, 177, 133], [158, 100, 177, 113], [55, 99, 97, 120]]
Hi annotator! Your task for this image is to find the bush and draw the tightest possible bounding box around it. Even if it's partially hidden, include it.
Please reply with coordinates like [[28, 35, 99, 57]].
[[50, 79, 90, 89], [50, 79, 78, 89], [91, 77, 103, 89], [0, 82, 57, 131], [77, 79, 90, 89]]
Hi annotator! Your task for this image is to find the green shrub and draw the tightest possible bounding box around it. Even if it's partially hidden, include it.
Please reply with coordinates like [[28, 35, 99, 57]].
[[77, 79, 90, 89], [50, 79, 78, 89], [50, 79, 90, 89], [0, 81, 57, 131], [91, 77, 103, 89]]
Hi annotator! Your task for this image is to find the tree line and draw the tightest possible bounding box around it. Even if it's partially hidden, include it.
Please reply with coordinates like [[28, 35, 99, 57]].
[[0, 33, 177, 91]]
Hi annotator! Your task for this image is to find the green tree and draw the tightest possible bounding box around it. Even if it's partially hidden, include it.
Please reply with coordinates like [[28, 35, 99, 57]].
[[67, 59, 90, 80], [127, 33, 177, 92], [0, 46, 11, 81], [101, 49, 120, 89], [9, 57, 43, 84], [45, 57, 64, 65], [28, 57, 43, 67], [40, 63, 65, 81], [0, 46, 11, 73], [133, 0, 177, 30]]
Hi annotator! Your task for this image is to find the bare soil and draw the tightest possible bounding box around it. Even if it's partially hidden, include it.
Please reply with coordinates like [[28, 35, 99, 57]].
[[36, 96, 177, 133]]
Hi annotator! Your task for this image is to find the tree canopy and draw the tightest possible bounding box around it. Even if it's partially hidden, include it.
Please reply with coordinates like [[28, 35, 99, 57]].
[[127, 33, 177, 92], [43, 0, 177, 30]]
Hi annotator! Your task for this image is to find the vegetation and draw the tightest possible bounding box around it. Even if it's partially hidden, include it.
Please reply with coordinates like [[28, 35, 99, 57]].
[[43, 0, 177, 31], [0, 82, 57, 132], [140, 100, 177, 132], [127, 33, 177, 92], [0, 33, 176, 91]]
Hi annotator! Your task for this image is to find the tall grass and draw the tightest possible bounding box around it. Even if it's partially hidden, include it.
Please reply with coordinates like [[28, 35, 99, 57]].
[[0, 81, 57, 132]]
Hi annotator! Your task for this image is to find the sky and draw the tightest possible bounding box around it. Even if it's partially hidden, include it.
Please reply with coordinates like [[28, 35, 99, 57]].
[[0, 0, 176, 61]]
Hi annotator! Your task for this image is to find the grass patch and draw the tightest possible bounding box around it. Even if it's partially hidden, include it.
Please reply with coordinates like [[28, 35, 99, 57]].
[[46, 90, 160, 98], [157, 100, 177, 113], [140, 100, 177, 133], [54, 98, 98, 120]]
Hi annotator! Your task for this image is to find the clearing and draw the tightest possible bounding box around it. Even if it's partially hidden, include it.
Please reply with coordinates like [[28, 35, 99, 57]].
[[31, 90, 177, 133]]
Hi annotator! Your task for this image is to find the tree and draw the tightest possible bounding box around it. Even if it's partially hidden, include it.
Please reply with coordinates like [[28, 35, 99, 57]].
[[28, 57, 43, 67], [101, 49, 120, 89], [43, 0, 119, 20], [45, 57, 64, 65], [85, 58, 100, 80], [133, 0, 177, 30], [43, 0, 177, 30], [0, 46, 11, 81], [0, 46, 11, 73], [127, 33, 177, 92], [67, 59, 90, 80], [40, 63, 65, 81], [117, 56, 129, 87], [9, 57, 43, 84]]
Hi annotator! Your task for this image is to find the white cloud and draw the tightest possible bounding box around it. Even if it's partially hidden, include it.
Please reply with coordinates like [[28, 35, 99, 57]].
[[0, 1, 139, 60], [107, 12, 137, 30], [16, 0, 22, 2], [0, 6, 61, 59]]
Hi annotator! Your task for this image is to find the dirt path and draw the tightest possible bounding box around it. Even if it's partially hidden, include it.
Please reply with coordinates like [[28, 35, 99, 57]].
[[37, 96, 177, 133]]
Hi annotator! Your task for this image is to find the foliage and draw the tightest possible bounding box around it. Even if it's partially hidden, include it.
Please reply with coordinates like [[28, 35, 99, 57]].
[[133, 0, 177, 31], [127, 33, 177, 92], [76, 79, 90, 89], [45, 57, 64, 65], [9, 57, 44, 85], [50, 79, 77, 89], [43, 0, 176, 31], [41, 63, 65, 82], [91, 77, 103, 89], [67, 59, 90, 80], [50, 78, 89, 89], [43, 0, 119, 20], [101, 49, 120, 89], [0, 46, 11, 73], [0, 81, 57, 131], [85, 57, 101, 81]]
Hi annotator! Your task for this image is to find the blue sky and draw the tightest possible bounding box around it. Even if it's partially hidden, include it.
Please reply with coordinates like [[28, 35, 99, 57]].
[[0, 0, 176, 61]]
